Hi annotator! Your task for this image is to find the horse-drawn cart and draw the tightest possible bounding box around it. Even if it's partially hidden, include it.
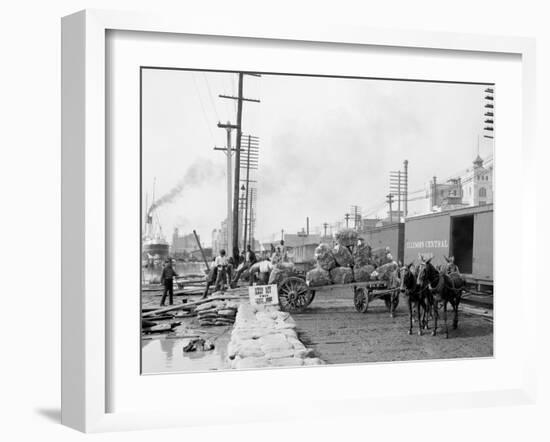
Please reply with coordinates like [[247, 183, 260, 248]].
[[276, 274, 401, 314]]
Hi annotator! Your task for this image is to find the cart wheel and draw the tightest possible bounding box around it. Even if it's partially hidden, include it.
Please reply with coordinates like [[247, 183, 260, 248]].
[[354, 287, 370, 313], [278, 277, 313, 312]]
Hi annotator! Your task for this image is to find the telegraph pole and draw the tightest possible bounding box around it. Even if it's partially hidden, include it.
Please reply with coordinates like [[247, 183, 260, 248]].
[[386, 194, 394, 224], [403, 160, 408, 217], [220, 72, 260, 260], [390, 161, 408, 221], [350, 205, 361, 230], [219, 73, 260, 260], [240, 134, 259, 252], [214, 122, 237, 253], [344, 213, 351, 228], [323, 222, 329, 238]]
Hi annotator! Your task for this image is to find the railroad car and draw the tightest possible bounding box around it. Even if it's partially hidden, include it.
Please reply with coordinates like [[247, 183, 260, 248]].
[[403, 204, 493, 293]]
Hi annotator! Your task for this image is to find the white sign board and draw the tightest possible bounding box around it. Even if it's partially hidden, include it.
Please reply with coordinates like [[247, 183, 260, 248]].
[[248, 284, 279, 306]]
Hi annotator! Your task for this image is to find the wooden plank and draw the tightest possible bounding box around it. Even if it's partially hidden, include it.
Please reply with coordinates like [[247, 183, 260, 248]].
[[142, 294, 243, 318], [310, 281, 389, 292]]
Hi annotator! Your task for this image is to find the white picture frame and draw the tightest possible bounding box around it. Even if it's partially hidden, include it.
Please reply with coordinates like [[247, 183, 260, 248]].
[[61, 9, 537, 433]]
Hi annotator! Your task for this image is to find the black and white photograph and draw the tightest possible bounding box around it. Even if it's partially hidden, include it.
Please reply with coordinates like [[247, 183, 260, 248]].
[[140, 68, 494, 374]]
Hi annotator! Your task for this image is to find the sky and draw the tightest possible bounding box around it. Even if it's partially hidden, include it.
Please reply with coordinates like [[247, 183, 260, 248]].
[[142, 69, 493, 247]]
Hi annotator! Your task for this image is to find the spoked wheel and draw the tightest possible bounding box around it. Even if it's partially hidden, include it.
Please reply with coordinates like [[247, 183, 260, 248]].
[[305, 290, 316, 307], [354, 287, 370, 313], [278, 276, 314, 312]]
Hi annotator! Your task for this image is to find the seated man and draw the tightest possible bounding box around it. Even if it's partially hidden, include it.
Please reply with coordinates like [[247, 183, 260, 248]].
[[231, 245, 257, 287]]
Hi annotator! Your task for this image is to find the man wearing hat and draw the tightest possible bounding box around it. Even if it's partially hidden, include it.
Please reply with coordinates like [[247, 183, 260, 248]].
[[160, 258, 179, 306], [444, 256, 460, 274]]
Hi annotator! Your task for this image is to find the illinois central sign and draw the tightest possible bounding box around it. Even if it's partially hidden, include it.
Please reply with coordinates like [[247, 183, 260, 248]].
[[405, 239, 448, 249]]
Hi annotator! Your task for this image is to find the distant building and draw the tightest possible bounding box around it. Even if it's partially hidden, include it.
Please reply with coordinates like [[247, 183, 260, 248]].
[[361, 218, 380, 231], [282, 233, 321, 263], [461, 155, 493, 206], [293, 243, 319, 264], [211, 228, 222, 256], [426, 155, 493, 212], [190, 247, 213, 262], [171, 229, 199, 259]]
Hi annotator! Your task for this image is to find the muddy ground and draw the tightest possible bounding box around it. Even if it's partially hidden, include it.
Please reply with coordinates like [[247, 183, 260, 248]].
[[293, 289, 493, 364], [140, 287, 493, 374]]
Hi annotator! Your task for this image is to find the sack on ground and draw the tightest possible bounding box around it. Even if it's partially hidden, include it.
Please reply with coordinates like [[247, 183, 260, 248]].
[[329, 266, 354, 284], [332, 244, 353, 267], [306, 267, 331, 287]]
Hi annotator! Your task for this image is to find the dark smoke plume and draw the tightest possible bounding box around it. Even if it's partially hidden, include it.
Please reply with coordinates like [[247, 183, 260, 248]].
[[148, 159, 222, 214]]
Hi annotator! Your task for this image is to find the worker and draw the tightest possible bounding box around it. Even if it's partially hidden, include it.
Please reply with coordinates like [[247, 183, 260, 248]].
[[444, 256, 460, 274], [231, 245, 257, 287], [214, 249, 230, 292], [249, 258, 273, 286], [160, 258, 178, 306], [200, 257, 218, 299]]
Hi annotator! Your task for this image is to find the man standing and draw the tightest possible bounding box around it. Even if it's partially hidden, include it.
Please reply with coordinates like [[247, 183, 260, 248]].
[[214, 249, 230, 292], [201, 257, 217, 299], [160, 258, 178, 306]]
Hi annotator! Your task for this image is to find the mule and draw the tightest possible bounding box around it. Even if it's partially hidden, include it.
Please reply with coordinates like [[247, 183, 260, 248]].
[[416, 258, 465, 338], [400, 264, 429, 335]]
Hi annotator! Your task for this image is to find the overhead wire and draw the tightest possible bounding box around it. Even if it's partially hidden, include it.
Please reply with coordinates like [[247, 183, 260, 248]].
[[202, 72, 221, 122], [191, 72, 216, 144]]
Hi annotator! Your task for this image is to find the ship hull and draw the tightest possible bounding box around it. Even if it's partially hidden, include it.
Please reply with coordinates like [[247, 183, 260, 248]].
[[142, 243, 169, 260]]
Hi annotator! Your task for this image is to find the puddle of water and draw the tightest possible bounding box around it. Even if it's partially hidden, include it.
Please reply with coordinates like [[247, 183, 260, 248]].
[[141, 323, 232, 374]]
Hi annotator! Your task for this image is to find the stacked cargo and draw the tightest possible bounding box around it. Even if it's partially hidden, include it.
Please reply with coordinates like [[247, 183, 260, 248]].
[[196, 300, 239, 326], [305, 228, 397, 286]]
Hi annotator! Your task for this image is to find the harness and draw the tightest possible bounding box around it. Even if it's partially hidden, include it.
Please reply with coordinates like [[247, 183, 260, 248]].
[[429, 273, 463, 294]]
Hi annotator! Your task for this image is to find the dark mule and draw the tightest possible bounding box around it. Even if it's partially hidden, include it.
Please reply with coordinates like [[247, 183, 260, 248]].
[[400, 264, 428, 335], [416, 258, 465, 338]]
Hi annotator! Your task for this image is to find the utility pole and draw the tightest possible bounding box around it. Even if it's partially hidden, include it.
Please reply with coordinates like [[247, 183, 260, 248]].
[[350, 205, 361, 230], [214, 122, 237, 254], [483, 87, 494, 140], [390, 161, 409, 221], [386, 194, 394, 224], [219, 73, 260, 260], [432, 176, 437, 209], [344, 213, 351, 228], [323, 222, 329, 238], [240, 134, 259, 252], [403, 160, 408, 217]]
